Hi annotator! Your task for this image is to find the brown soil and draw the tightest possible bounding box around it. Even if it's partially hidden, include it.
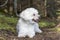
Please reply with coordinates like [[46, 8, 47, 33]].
[[0, 29, 60, 40]]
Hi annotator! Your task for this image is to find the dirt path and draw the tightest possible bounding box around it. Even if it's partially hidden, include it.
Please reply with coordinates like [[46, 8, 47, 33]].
[[0, 29, 60, 40]]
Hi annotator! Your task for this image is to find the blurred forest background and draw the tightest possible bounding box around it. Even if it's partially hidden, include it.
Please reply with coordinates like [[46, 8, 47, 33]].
[[0, 0, 60, 40]]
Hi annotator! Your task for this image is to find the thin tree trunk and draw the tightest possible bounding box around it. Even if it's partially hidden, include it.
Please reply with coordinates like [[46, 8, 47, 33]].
[[45, 0, 47, 17], [13, 0, 18, 16]]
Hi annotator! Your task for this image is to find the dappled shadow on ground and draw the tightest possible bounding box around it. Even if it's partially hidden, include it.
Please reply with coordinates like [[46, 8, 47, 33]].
[[0, 29, 60, 40]]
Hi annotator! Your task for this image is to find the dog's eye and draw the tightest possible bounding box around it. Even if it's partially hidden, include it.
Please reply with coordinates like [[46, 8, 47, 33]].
[[33, 14, 35, 16]]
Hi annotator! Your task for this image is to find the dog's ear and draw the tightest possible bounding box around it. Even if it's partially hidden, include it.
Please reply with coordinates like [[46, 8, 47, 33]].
[[20, 12, 24, 18], [20, 11, 28, 20]]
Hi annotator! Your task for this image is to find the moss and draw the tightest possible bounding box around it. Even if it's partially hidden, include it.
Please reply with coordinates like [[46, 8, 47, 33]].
[[39, 20, 56, 28], [56, 12, 60, 16], [0, 14, 18, 33]]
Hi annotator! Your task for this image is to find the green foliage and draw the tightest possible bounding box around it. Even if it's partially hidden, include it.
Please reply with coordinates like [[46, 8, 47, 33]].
[[56, 12, 60, 16], [0, 13, 18, 33], [39, 20, 56, 28]]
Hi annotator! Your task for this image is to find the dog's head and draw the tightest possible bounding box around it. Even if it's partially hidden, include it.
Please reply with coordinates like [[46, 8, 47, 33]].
[[20, 8, 40, 23]]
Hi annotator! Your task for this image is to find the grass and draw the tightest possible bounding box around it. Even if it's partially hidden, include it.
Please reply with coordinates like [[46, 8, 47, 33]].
[[39, 20, 56, 28], [0, 12, 18, 33], [56, 11, 60, 16]]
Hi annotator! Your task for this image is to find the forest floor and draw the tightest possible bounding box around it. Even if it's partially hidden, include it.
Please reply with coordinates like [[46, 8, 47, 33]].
[[0, 28, 60, 40]]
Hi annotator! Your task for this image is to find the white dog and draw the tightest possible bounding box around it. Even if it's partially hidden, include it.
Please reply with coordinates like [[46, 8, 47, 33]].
[[16, 8, 42, 38]]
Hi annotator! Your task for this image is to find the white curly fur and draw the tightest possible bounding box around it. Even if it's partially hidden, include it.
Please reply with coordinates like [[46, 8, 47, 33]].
[[16, 8, 42, 38]]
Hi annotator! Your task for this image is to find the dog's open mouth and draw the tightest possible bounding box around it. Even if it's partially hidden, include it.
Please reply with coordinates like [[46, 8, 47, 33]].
[[32, 19, 39, 22]]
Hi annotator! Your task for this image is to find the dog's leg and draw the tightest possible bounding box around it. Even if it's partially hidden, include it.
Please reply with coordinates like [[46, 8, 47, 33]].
[[34, 23, 42, 33], [18, 32, 26, 37], [35, 26, 42, 33], [28, 32, 35, 38]]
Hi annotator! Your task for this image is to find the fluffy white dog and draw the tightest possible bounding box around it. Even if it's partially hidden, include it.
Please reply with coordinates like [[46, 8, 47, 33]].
[[16, 8, 42, 38]]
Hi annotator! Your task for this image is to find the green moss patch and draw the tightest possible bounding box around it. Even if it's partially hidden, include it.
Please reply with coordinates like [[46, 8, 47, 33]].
[[39, 20, 56, 28]]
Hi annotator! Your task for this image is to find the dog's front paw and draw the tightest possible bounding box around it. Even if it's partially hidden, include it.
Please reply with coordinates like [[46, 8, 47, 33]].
[[38, 30, 43, 33], [18, 34, 26, 37], [28, 32, 35, 38], [35, 28, 43, 33], [28, 35, 35, 38]]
